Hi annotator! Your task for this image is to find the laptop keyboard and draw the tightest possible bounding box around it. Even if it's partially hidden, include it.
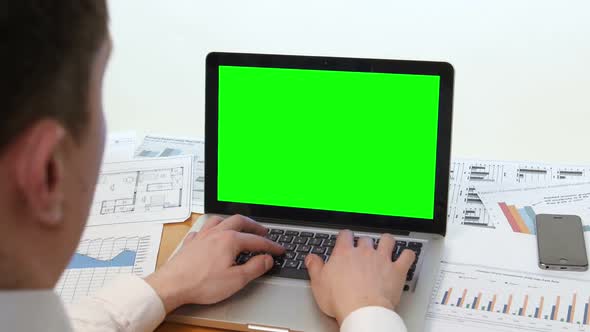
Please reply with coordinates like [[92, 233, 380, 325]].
[[236, 227, 422, 291]]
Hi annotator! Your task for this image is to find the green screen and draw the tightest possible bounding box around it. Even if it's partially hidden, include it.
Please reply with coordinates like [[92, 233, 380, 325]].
[[217, 65, 440, 219]]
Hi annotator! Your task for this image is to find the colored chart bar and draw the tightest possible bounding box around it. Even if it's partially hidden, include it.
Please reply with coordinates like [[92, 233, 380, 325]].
[[499, 202, 520, 232], [435, 285, 589, 326], [475, 292, 482, 311], [442, 288, 453, 305], [568, 293, 577, 323], [584, 297, 589, 325], [520, 295, 529, 317], [490, 294, 497, 312], [498, 202, 539, 234], [504, 294, 513, 314], [508, 205, 530, 234], [458, 289, 467, 308], [519, 207, 536, 234], [536, 296, 544, 319], [523, 206, 537, 234], [551, 296, 561, 321]]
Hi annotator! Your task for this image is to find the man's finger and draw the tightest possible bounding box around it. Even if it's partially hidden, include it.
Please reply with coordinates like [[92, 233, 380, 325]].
[[357, 236, 374, 249], [231, 254, 274, 288], [393, 249, 416, 273], [216, 214, 267, 236], [377, 233, 395, 258], [201, 215, 224, 232], [305, 254, 325, 281], [333, 229, 354, 254], [234, 232, 285, 256]]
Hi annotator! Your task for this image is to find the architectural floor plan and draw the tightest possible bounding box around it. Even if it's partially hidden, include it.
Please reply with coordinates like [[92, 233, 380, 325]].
[[88, 156, 192, 226], [135, 135, 205, 213]]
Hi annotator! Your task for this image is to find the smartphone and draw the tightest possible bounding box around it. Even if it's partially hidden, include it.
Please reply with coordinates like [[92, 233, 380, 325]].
[[536, 214, 588, 271]]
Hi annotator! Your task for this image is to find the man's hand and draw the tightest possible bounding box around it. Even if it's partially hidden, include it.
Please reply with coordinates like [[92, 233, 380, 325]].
[[145, 215, 285, 313], [305, 230, 415, 325]]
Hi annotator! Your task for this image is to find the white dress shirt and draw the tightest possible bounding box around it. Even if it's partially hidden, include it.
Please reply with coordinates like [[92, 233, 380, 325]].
[[1, 275, 407, 332]]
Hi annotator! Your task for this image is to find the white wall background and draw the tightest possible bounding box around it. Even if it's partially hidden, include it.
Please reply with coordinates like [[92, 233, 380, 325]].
[[104, 0, 590, 164]]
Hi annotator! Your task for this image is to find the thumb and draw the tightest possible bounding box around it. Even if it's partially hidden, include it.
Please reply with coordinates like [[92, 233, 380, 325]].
[[305, 254, 325, 281], [182, 232, 197, 246], [231, 254, 274, 288]]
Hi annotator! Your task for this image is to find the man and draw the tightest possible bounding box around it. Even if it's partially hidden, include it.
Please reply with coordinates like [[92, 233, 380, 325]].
[[0, 1, 415, 331]]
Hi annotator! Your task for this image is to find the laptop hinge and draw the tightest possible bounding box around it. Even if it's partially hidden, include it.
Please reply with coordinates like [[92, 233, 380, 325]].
[[254, 216, 411, 236]]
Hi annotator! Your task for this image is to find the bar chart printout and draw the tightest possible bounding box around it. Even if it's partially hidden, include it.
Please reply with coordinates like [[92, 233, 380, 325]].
[[425, 262, 590, 332], [55, 223, 162, 304]]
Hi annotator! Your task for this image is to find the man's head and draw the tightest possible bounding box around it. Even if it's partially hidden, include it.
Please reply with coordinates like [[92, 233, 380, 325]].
[[0, 1, 110, 288]]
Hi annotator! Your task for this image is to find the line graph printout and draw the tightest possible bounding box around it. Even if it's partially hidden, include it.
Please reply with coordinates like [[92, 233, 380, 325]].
[[88, 156, 193, 226], [477, 182, 590, 234], [448, 159, 590, 230], [425, 261, 590, 332], [135, 135, 205, 213], [55, 223, 162, 303]]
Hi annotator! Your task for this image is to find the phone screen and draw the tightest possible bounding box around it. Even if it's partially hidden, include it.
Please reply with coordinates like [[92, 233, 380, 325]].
[[536, 214, 588, 271]]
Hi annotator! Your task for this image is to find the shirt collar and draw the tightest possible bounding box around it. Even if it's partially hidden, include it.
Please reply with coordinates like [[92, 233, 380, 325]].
[[0, 289, 72, 331]]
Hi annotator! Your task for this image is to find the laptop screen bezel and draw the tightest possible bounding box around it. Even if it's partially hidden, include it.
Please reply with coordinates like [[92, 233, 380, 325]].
[[205, 52, 453, 236]]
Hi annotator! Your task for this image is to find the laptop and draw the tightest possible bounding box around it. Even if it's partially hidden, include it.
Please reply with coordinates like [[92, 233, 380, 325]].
[[167, 52, 454, 332]]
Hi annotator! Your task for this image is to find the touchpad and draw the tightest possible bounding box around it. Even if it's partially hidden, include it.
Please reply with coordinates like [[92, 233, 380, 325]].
[[227, 278, 337, 331]]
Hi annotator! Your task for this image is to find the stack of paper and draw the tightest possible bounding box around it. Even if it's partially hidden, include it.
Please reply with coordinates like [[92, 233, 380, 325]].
[[57, 133, 205, 303], [425, 158, 590, 332]]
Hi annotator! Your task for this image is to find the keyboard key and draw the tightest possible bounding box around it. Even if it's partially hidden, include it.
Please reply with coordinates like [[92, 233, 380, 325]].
[[308, 238, 323, 246], [236, 254, 249, 265], [315, 233, 329, 239], [285, 230, 299, 236], [284, 260, 300, 269], [396, 241, 407, 247], [293, 237, 308, 245], [311, 246, 326, 255], [285, 251, 296, 260], [300, 232, 314, 237], [278, 235, 294, 243], [296, 245, 311, 253], [403, 284, 410, 291], [296, 253, 308, 261], [326, 247, 333, 255], [408, 241, 422, 248], [282, 243, 297, 251], [325, 239, 336, 247], [266, 234, 279, 242], [270, 229, 285, 235], [406, 271, 414, 281], [329, 234, 338, 240]]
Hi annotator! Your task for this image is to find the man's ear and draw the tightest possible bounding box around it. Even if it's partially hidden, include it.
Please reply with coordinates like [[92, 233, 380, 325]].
[[11, 120, 67, 227]]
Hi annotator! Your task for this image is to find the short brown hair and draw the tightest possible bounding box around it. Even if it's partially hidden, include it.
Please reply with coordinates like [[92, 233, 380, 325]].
[[0, 1, 108, 152]]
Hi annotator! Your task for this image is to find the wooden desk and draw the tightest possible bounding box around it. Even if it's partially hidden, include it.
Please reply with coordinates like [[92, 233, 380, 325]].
[[154, 214, 225, 332]]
